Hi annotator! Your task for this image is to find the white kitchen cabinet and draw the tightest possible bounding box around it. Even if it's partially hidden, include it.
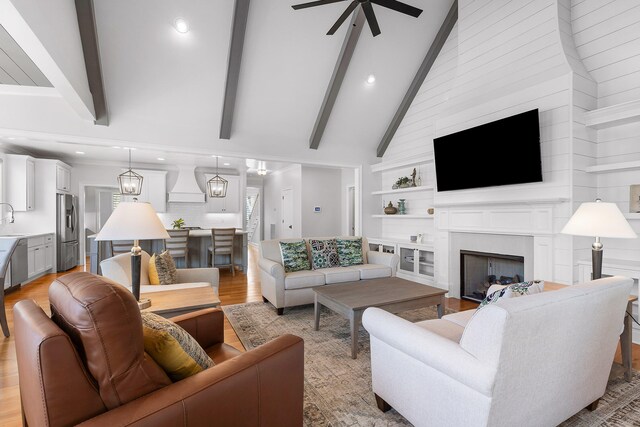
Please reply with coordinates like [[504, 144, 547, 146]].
[[122, 169, 167, 212], [27, 248, 36, 277], [6, 154, 35, 211], [205, 174, 240, 213], [56, 164, 72, 192]]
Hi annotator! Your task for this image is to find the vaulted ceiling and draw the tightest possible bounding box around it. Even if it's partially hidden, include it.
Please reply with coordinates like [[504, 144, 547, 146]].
[[0, 0, 452, 167]]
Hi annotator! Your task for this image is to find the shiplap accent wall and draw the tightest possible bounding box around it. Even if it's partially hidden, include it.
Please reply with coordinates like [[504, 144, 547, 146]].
[[383, 0, 582, 285], [558, 0, 599, 281], [571, 0, 640, 262]]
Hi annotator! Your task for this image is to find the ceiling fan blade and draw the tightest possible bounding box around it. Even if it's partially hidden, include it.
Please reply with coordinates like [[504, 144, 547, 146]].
[[292, 0, 346, 10], [370, 0, 423, 17], [327, 1, 359, 35], [362, 1, 381, 37]]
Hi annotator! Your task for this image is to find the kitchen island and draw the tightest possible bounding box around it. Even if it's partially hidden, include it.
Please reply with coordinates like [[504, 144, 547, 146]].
[[88, 229, 248, 274]]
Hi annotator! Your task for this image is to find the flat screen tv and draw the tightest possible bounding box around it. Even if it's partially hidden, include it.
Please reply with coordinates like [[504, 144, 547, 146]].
[[433, 109, 542, 192]]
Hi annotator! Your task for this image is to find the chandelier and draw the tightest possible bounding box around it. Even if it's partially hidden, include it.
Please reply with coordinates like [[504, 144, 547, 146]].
[[118, 148, 143, 196], [207, 156, 227, 198]]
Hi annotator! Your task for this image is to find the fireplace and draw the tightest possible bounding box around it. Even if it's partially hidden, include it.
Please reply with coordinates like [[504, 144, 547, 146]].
[[460, 250, 525, 302]]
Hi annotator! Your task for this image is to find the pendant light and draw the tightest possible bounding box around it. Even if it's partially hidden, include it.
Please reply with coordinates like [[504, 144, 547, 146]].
[[118, 148, 143, 196], [207, 156, 228, 198]]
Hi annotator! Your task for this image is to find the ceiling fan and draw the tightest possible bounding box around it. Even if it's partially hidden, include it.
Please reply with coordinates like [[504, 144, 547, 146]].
[[291, 0, 423, 37]]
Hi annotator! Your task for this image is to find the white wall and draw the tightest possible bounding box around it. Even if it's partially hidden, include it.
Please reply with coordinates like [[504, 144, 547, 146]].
[[378, 0, 603, 286], [570, 0, 640, 263], [301, 166, 342, 237]]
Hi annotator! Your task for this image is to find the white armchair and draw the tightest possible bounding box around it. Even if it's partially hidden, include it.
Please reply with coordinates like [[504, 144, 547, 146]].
[[100, 251, 220, 297], [363, 276, 633, 427]]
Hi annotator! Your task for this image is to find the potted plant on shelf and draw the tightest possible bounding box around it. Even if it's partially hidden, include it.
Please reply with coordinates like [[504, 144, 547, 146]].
[[394, 177, 411, 189], [172, 218, 185, 229]]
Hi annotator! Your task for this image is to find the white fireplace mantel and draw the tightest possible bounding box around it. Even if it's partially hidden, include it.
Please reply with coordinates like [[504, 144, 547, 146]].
[[436, 204, 555, 236]]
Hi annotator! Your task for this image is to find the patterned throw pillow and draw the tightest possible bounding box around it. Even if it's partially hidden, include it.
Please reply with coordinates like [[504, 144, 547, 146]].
[[478, 280, 545, 309], [154, 251, 178, 285], [141, 312, 214, 381], [336, 238, 364, 267], [279, 241, 311, 273], [309, 239, 340, 270]]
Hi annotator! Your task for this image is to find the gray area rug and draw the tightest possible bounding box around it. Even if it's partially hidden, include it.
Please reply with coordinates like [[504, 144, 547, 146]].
[[223, 302, 640, 426]]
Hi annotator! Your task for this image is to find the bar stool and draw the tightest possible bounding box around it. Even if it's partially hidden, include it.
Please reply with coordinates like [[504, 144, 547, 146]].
[[110, 240, 134, 256], [208, 228, 235, 276], [164, 229, 189, 267]]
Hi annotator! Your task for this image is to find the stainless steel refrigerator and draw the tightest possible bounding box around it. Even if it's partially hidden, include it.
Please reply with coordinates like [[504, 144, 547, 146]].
[[57, 194, 79, 271]]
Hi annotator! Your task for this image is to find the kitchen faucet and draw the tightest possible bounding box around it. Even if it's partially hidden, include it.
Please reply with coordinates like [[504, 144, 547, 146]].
[[0, 203, 15, 223]]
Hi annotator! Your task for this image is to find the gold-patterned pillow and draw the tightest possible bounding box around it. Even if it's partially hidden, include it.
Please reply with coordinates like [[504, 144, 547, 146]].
[[141, 312, 214, 381], [154, 251, 178, 285]]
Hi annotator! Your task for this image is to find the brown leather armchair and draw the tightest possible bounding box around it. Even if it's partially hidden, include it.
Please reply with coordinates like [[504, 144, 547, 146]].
[[14, 272, 304, 427]]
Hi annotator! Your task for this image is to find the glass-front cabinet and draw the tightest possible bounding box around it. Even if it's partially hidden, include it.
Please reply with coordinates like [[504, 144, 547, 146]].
[[397, 244, 434, 284]]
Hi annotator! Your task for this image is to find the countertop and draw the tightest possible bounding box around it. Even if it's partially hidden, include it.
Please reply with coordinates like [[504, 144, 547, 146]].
[[87, 229, 248, 239], [0, 232, 54, 239]]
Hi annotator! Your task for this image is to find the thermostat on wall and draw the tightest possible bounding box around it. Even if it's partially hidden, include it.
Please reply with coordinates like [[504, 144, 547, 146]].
[[314, 206, 321, 213]]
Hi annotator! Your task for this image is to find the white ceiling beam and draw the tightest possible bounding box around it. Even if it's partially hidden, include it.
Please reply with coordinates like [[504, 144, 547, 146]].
[[0, 0, 96, 122]]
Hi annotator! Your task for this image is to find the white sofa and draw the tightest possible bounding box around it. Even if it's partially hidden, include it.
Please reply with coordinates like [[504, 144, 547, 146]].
[[100, 251, 220, 304], [363, 276, 633, 427], [259, 237, 400, 314]]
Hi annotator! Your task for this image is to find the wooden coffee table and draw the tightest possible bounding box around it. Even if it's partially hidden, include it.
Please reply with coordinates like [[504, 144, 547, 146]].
[[314, 277, 447, 359], [140, 286, 221, 318]]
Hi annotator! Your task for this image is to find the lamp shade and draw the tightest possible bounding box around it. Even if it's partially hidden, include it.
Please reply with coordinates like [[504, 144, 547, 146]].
[[561, 201, 637, 239], [95, 202, 170, 241]]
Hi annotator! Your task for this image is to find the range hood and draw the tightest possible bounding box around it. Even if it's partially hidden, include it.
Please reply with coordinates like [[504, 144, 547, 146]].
[[168, 166, 205, 203]]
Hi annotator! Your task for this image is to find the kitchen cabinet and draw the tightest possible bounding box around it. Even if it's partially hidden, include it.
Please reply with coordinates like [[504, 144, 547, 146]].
[[56, 164, 72, 192], [6, 154, 35, 211], [122, 169, 167, 212], [27, 234, 54, 279], [205, 174, 240, 213]]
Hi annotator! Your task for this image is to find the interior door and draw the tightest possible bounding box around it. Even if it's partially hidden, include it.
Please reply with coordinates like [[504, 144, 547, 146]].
[[281, 188, 295, 238], [347, 186, 355, 236]]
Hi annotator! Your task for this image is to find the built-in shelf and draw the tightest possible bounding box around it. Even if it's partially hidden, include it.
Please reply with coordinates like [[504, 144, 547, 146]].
[[371, 154, 434, 173], [371, 186, 435, 195], [371, 214, 434, 219], [585, 160, 640, 174], [584, 99, 640, 129]]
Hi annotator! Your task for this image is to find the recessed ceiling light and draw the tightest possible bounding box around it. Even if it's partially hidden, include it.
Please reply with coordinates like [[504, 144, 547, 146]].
[[223, 162, 230, 166], [112, 146, 121, 149], [174, 18, 189, 34], [7, 137, 16, 140], [157, 157, 165, 161], [75, 151, 85, 155], [366, 74, 376, 85]]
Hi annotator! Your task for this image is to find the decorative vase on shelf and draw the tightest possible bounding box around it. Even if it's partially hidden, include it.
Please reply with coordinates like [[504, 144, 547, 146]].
[[397, 199, 406, 215], [384, 202, 398, 215], [392, 184, 398, 190]]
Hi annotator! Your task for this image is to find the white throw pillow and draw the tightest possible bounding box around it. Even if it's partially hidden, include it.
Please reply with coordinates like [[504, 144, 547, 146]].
[[478, 281, 545, 309]]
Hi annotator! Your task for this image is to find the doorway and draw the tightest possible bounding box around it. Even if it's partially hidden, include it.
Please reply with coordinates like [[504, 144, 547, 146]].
[[281, 188, 295, 238]]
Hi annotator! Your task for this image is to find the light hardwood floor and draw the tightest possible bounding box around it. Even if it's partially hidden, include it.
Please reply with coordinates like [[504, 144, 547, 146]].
[[1, 246, 638, 425]]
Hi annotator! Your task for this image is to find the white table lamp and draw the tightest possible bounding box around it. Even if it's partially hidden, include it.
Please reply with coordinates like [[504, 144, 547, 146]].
[[95, 201, 169, 305], [561, 199, 637, 279]]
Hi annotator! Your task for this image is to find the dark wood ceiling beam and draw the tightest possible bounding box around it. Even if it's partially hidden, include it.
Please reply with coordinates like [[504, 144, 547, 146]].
[[309, 8, 365, 150], [376, 0, 458, 157], [75, 0, 108, 126], [220, 0, 251, 140]]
